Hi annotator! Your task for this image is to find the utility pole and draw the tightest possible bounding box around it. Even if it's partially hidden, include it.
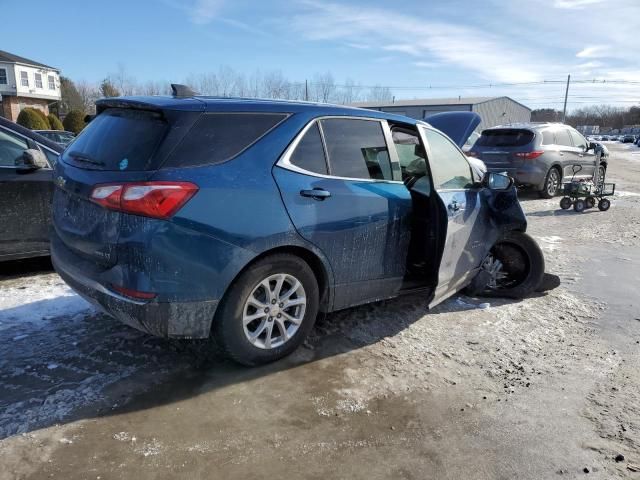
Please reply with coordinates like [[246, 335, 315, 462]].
[[562, 74, 570, 123], [305, 79, 309, 101]]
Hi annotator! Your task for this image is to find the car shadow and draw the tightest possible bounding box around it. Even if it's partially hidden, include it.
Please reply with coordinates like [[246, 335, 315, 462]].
[[0, 256, 53, 280], [0, 281, 555, 440], [526, 209, 602, 218]]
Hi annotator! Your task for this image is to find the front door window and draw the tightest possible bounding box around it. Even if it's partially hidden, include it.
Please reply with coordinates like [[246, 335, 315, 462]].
[[422, 128, 473, 190]]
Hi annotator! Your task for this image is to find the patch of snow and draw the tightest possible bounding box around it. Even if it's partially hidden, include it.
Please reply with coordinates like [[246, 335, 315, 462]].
[[47, 363, 59, 370], [0, 274, 92, 331], [537, 235, 563, 252]]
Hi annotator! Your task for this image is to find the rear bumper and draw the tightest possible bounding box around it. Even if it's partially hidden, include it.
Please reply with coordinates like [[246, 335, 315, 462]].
[[485, 165, 547, 190], [51, 240, 218, 339]]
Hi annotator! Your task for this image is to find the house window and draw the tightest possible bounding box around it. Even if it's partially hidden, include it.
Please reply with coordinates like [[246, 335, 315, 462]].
[[35, 73, 43, 89], [20, 71, 29, 87], [0, 69, 7, 85], [48, 75, 55, 89]]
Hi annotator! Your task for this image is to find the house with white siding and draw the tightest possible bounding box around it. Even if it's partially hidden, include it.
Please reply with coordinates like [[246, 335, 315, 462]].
[[0, 50, 61, 121]]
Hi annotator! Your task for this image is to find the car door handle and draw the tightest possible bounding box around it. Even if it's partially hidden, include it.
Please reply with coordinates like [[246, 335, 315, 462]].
[[300, 188, 331, 200]]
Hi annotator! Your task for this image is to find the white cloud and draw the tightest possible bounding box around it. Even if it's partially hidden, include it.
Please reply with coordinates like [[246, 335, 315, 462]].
[[290, 1, 560, 83], [553, 0, 604, 8], [382, 44, 423, 57], [188, 0, 224, 24], [576, 46, 609, 58], [413, 61, 439, 69]]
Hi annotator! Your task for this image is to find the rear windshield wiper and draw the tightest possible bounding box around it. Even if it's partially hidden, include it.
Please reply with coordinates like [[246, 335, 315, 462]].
[[68, 151, 105, 166]]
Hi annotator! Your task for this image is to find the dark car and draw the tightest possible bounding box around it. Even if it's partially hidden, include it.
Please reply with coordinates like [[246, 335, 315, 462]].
[[0, 117, 64, 261], [34, 130, 76, 146], [623, 134, 636, 143], [469, 123, 606, 198], [51, 87, 545, 366]]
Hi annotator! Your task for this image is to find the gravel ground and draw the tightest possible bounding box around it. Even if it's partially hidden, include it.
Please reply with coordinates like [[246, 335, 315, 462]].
[[0, 142, 639, 479]]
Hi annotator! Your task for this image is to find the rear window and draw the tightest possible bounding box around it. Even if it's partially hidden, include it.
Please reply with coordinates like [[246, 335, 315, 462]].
[[476, 129, 534, 147], [62, 108, 167, 171], [165, 113, 287, 167]]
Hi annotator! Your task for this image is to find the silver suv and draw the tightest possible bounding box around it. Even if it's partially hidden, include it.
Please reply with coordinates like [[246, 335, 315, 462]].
[[468, 123, 606, 198]]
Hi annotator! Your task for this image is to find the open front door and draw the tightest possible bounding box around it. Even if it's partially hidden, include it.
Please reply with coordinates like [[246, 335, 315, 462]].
[[418, 125, 488, 307]]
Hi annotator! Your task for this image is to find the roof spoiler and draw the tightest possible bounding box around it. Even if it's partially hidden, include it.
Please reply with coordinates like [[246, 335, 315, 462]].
[[171, 83, 199, 98]]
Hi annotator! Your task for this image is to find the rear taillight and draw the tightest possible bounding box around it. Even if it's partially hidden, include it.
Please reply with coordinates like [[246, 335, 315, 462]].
[[91, 182, 198, 219], [111, 284, 157, 300], [513, 151, 544, 160]]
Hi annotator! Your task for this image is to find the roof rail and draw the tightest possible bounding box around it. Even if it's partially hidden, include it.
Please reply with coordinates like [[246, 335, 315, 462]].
[[171, 83, 198, 98]]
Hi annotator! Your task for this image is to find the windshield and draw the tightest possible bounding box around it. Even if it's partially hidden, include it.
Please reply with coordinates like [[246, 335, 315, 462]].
[[476, 129, 535, 147], [61, 108, 167, 171]]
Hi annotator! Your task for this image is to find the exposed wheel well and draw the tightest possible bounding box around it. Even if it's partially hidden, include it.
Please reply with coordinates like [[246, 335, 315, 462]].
[[227, 246, 331, 313]]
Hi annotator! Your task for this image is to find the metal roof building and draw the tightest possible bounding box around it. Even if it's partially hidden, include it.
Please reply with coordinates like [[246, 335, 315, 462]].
[[353, 96, 531, 132]]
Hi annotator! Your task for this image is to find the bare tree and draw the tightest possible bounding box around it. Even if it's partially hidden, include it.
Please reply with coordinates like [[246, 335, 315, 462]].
[[262, 71, 289, 99], [76, 80, 99, 113], [109, 63, 137, 96], [366, 85, 393, 102], [312, 72, 335, 103]]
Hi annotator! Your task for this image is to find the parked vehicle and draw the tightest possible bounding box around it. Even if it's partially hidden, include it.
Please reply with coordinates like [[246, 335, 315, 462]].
[[34, 130, 76, 146], [468, 122, 606, 198], [51, 86, 545, 366], [623, 134, 636, 143], [0, 117, 64, 261]]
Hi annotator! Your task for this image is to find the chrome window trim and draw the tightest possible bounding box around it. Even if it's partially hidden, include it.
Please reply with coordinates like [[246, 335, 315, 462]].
[[276, 115, 404, 184]]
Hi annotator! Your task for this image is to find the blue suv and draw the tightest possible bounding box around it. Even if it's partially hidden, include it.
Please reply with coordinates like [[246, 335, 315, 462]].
[[51, 87, 544, 365]]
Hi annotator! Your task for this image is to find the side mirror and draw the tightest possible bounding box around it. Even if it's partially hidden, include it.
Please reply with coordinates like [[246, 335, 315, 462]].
[[16, 149, 49, 173], [483, 172, 513, 190], [588, 142, 597, 151]]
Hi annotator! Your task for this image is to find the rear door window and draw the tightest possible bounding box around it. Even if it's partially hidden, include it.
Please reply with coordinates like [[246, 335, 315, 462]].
[[167, 113, 287, 168], [476, 129, 534, 147], [554, 128, 573, 147], [541, 130, 555, 145], [290, 123, 328, 175], [62, 108, 168, 171], [321, 118, 392, 180]]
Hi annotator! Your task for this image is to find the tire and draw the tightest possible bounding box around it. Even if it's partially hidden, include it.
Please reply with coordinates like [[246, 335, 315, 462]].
[[212, 254, 320, 366], [574, 199, 586, 212], [585, 196, 596, 209], [598, 198, 611, 211], [474, 231, 545, 299], [559, 197, 572, 210], [539, 167, 561, 199]]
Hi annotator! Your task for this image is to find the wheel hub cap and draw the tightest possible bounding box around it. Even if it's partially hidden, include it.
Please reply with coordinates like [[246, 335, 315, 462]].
[[242, 273, 306, 350]]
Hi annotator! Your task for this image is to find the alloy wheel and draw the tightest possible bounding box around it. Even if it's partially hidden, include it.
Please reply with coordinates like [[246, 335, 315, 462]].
[[547, 169, 560, 196], [242, 273, 306, 349]]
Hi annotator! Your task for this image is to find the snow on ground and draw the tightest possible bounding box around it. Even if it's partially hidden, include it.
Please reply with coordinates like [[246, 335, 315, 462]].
[[0, 272, 191, 439], [0, 274, 92, 332]]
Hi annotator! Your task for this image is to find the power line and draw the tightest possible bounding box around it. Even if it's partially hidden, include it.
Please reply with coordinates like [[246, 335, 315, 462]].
[[306, 78, 640, 90]]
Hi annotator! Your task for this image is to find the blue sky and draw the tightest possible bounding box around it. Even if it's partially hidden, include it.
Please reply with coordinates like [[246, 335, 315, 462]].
[[3, 0, 639, 109]]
